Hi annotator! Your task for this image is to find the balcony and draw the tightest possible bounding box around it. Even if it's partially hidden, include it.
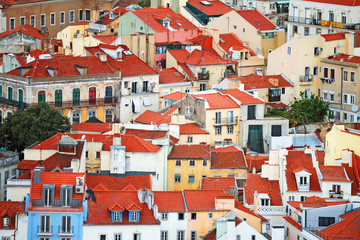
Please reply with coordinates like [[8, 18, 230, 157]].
[[329, 190, 343, 198], [298, 184, 310, 191], [198, 72, 209, 80], [288, 16, 360, 30], [258, 206, 286, 213], [299, 75, 313, 85], [0, 97, 26, 110], [30, 97, 117, 109], [269, 95, 281, 102], [213, 117, 239, 126], [37, 225, 53, 235], [59, 226, 74, 235]]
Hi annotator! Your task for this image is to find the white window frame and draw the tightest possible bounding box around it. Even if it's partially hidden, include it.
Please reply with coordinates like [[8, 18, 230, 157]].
[[69, 10, 75, 23], [60, 11, 65, 24], [131, 211, 138, 222], [343, 70, 348, 82], [30, 15, 36, 27], [40, 215, 51, 233], [3, 217, 9, 226], [85, 9, 91, 21], [9, 17, 15, 30], [61, 215, 71, 233], [20, 16, 25, 26], [79, 9, 83, 22], [190, 212, 197, 220], [175, 160, 181, 167], [329, 92, 335, 102], [187, 136, 193, 143], [189, 160, 195, 167], [114, 212, 120, 221], [161, 213, 168, 220], [50, 12, 56, 26], [40, 14, 46, 27]]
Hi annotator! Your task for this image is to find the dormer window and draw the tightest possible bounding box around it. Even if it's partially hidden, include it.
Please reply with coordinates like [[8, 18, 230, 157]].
[[3, 217, 9, 226], [43, 185, 55, 206], [300, 176, 307, 185], [61, 185, 73, 207], [111, 211, 123, 222], [164, 20, 170, 28], [261, 198, 270, 206], [129, 211, 140, 222], [294, 169, 311, 191], [117, 51, 122, 59]]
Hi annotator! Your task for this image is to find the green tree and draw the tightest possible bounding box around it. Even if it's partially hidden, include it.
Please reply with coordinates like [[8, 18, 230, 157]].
[[0, 103, 70, 153], [138, 0, 150, 8]]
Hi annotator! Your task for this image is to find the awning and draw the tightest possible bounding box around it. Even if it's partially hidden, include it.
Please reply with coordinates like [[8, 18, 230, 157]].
[[132, 98, 140, 113], [143, 97, 151, 106]]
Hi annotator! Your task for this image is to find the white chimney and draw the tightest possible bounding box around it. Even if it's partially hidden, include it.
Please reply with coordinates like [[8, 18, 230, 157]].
[[226, 219, 236, 240], [253, 191, 259, 215]]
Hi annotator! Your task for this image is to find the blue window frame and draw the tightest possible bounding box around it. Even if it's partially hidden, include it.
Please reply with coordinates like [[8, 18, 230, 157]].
[[111, 211, 123, 222], [128, 211, 140, 222], [115, 233, 122, 240]]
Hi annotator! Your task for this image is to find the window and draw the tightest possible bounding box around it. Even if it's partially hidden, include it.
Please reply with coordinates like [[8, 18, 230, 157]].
[[156, 45, 167, 54], [130, 211, 139, 222], [287, 47, 291, 55], [188, 175, 195, 183], [252, 235, 256, 240], [17, 89, 23, 103], [79, 9, 83, 21], [215, 112, 221, 124], [227, 110, 234, 123], [248, 105, 256, 120], [289, 196, 295, 201], [314, 47, 320, 56], [351, 72, 355, 82], [319, 217, 335, 226], [189, 160, 195, 167], [175, 175, 181, 183], [350, 95, 355, 104], [300, 176, 307, 185], [55, 89, 62, 107], [61, 215, 71, 233], [7, 87, 12, 100], [96, 152, 101, 159], [300, 196, 307, 201], [177, 231, 185, 240], [72, 112, 80, 124], [161, 213, 168, 220], [41, 14, 46, 27], [61, 186, 71, 206], [69, 10, 74, 23], [344, 71, 348, 81], [215, 127, 221, 135], [313, 66, 318, 75], [50, 13, 55, 25], [72, 88, 80, 106], [142, 81, 149, 92], [185, 107, 190, 116], [40, 215, 51, 233], [20, 16, 25, 26], [261, 198, 270, 206], [161, 231, 168, 240], [115, 234, 122, 240], [132, 82, 137, 93], [85, 9, 91, 21], [293, 25, 298, 35], [113, 211, 122, 222], [316, 28, 322, 35], [0, 85, 2, 97], [330, 69, 335, 79], [10, 17, 15, 30], [44, 187, 54, 206], [190, 231, 197, 240], [85, 151, 89, 158], [323, 91, 328, 102], [178, 213, 184, 220], [187, 136, 193, 143], [304, 27, 309, 36], [343, 94, 348, 104], [236, 236, 241, 240], [329, 11, 334, 22], [60, 11, 65, 24], [105, 110, 113, 123], [100, 235, 106, 240], [227, 126, 233, 134], [89, 87, 96, 104], [133, 233, 141, 240], [3, 217, 9, 226], [341, 13, 346, 24], [175, 160, 181, 167], [200, 83, 206, 91], [191, 212, 197, 220], [328, 92, 334, 102], [208, 212, 213, 219], [271, 125, 282, 137], [324, 67, 328, 78], [203, 160, 207, 166]]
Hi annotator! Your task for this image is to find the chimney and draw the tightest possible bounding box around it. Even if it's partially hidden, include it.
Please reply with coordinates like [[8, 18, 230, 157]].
[[253, 190, 259, 215], [238, 83, 245, 91], [226, 219, 236, 240], [71, 158, 80, 172], [33, 168, 43, 184], [253, 90, 259, 98]]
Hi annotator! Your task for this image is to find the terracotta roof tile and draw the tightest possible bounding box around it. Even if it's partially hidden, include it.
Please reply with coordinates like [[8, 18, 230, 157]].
[[168, 144, 210, 159], [153, 191, 186, 212], [244, 174, 282, 206], [93, 35, 119, 44], [186, 0, 233, 16], [86, 174, 152, 190], [179, 123, 208, 135], [342, 163, 359, 196], [191, 92, 241, 109], [159, 92, 187, 101], [0, 201, 25, 229], [124, 129, 168, 140], [134, 107, 178, 125], [321, 32, 347, 41], [288, 197, 349, 212], [85, 190, 159, 225], [283, 216, 302, 230], [222, 88, 265, 105], [327, 53, 360, 64], [96, 7, 128, 25], [159, 67, 189, 84], [245, 153, 268, 171], [234, 200, 268, 221], [71, 122, 113, 133], [236, 9, 277, 31], [201, 177, 236, 191], [228, 74, 293, 90], [219, 33, 256, 56], [0, 24, 45, 39], [211, 146, 247, 169], [319, 165, 351, 182], [183, 189, 229, 211]]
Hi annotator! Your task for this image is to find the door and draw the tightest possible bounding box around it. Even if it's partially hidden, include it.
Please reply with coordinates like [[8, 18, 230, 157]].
[[248, 125, 264, 153], [305, 8, 310, 24], [293, 6, 299, 22]]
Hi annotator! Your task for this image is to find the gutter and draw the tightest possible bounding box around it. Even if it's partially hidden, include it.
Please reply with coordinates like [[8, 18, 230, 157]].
[[181, 190, 188, 212]]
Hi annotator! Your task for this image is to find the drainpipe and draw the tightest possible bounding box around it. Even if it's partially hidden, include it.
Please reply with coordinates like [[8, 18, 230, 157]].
[[341, 67, 343, 112]]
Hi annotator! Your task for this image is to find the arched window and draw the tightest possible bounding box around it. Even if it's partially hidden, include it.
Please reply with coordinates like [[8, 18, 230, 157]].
[[105, 86, 113, 103], [72, 111, 80, 124], [38, 91, 46, 103], [7, 87, 13, 100], [18, 89, 23, 102], [88, 110, 96, 120], [89, 87, 96, 105], [105, 109, 113, 123], [73, 88, 80, 106], [55, 89, 62, 107]]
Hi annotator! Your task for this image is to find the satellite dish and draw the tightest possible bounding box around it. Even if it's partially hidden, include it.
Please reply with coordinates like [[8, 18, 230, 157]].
[[352, 105, 359, 112]]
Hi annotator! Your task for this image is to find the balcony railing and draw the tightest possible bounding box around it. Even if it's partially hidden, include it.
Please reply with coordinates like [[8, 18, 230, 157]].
[[198, 72, 210, 80], [329, 190, 343, 198], [288, 16, 360, 30], [37, 225, 53, 235], [30, 97, 117, 109], [269, 95, 281, 102], [58, 226, 74, 235], [299, 75, 313, 84], [258, 206, 286, 213], [298, 184, 310, 191], [213, 117, 239, 126]]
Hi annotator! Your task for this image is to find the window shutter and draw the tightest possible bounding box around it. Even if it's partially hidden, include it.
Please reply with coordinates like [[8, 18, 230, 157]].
[[137, 211, 140, 222], [119, 211, 123, 222], [128, 211, 132, 222], [111, 211, 114, 222]]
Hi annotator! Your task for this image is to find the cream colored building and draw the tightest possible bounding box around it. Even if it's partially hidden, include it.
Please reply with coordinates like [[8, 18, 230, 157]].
[[72, 34, 122, 56], [267, 32, 354, 99], [207, 9, 286, 59], [56, 22, 89, 54]]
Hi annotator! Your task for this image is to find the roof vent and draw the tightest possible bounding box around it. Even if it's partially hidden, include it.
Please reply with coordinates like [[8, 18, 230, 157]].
[[257, 20, 260, 25], [200, 0, 212, 5]]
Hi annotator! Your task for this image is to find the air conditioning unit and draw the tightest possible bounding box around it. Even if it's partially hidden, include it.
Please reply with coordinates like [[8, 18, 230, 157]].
[[76, 186, 83, 193]]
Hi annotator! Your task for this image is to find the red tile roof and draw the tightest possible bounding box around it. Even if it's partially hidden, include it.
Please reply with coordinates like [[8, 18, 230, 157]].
[[159, 92, 187, 101], [288, 197, 349, 212], [202, 229, 216, 240], [317, 209, 360, 239], [124, 129, 168, 140], [191, 92, 240, 109], [283, 216, 302, 230], [186, 0, 233, 16], [134, 107, 178, 125], [228, 74, 293, 90], [153, 191, 186, 212], [71, 122, 113, 133], [7, 55, 114, 78], [342, 162, 359, 196], [245, 153, 268, 171], [201, 177, 236, 191], [183, 189, 229, 211], [85, 45, 157, 76], [319, 166, 351, 182], [327, 53, 360, 64], [0, 24, 46, 39], [159, 67, 189, 84], [179, 123, 208, 135], [168, 144, 210, 159], [304, 0, 360, 6], [244, 174, 282, 206], [234, 200, 268, 222], [222, 88, 264, 105], [132, 7, 198, 33], [119, 135, 161, 152], [0, 201, 25, 229], [266, 102, 289, 109], [30, 172, 86, 210], [211, 146, 247, 169], [236, 9, 277, 31], [321, 32, 347, 41], [219, 33, 256, 56], [85, 190, 159, 225], [93, 35, 119, 44], [285, 151, 322, 192], [96, 7, 128, 25], [87, 174, 152, 190]]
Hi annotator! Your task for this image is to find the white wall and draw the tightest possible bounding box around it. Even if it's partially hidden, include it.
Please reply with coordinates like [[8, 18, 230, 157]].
[[157, 212, 187, 240], [218, 221, 267, 240]]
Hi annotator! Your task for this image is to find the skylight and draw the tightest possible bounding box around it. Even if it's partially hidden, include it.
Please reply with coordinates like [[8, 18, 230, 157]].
[[200, 1, 212, 6]]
